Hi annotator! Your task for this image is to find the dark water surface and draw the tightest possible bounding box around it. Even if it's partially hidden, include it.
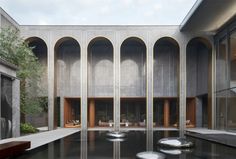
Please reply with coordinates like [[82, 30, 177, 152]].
[[16, 131, 236, 159]]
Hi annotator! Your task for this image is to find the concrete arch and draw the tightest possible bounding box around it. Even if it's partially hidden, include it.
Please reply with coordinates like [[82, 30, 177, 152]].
[[25, 36, 48, 59], [25, 36, 47, 44], [54, 37, 81, 65], [120, 36, 146, 97], [186, 36, 212, 97], [54, 37, 80, 52], [121, 36, 147, 63], [25, 36, 48, 96], [153, 36, 179, 97], [87, 36, 114, 97], [54, 36, 81, 97], [186, 36, 212, 128], [88, 36, 114, 50], [121, 37, 147, 50], [187, 37, 212, 50], [154, 37, 180, 50], [87, 37, 114, 64], [25, 36, 48, 46]]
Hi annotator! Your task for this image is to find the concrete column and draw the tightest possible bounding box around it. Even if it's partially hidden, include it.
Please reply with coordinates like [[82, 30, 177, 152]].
[[209, 42, 216, 129], [12, 79, 20, 137], [48, 41, 56, 130], [164, 99, 170, 127], [113, 141, 120, 159], [0, 75, 1, 139], [81, 33, 88, 130], [179, 44, 187, 137], [89, 99, 95, 127], [146, 38, 153, 131], [114, 33, 120, 131]]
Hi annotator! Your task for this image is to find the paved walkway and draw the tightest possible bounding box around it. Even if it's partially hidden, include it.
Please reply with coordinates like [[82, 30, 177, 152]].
[[0, 128, 80, 150], [186, 128, 236, 135], [186, 128, 236, 148]]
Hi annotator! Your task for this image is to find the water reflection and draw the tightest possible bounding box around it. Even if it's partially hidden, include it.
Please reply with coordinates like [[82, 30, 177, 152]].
[[113, 141, 120, 159], [15, 130, 236, 159], [81, 130, 87, 159], [146, 130, 153, 151], [159, 148, 193, 155]]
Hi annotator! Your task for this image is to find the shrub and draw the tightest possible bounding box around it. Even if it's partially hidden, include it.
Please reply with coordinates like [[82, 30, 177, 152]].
[[20, 123, 39, 134]]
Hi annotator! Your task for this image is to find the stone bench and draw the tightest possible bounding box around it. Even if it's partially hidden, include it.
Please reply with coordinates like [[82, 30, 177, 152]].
[[0, 141, 31, 159]]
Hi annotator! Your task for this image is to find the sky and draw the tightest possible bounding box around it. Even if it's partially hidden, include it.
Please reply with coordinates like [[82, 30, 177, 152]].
[[0, 0, 196, 25]]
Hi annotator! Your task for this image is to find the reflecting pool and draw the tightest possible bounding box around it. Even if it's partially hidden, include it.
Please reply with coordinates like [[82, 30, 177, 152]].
[[16, 131, 236, 159]]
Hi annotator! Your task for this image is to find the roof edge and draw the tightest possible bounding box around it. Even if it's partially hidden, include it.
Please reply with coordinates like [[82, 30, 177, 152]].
[[0, 58, 19, 71], [0, 7, 20, 29], [179, 0, 203, 32]]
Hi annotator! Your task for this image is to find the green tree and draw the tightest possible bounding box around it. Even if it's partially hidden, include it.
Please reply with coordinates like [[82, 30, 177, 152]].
[[0, 28, 45, 121]]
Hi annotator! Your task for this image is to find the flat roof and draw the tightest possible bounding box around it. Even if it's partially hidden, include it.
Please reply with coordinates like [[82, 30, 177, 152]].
[[180, 0, 236, 33], [0, 7, 19, 29]]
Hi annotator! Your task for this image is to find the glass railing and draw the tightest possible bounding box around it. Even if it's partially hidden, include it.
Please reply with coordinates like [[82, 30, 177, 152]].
[[215, 87, 236, 131]]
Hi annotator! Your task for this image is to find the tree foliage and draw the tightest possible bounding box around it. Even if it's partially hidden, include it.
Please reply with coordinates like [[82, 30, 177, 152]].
[[0, 28, 45, 115]]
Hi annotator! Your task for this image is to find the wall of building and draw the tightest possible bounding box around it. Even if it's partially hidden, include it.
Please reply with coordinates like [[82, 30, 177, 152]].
[[19, 25, 213, 130], [56, 40, 81, 97], [0, 8, 19, 29], [0, 59, 20, 139], [88, 42, 113, 97], [187, 43, 209, 97], [27, 38, 48, 97], [153, 42, 178, 97], [121, 42, 146, 97]]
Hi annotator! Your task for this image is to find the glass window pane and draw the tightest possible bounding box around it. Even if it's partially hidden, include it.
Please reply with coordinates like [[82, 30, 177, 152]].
[[216, 38, 228, 91], [216, 37, 227, 130], [227, 31, 236, 131], [230, 31, 236, 85], [1, 75, 13, 139]]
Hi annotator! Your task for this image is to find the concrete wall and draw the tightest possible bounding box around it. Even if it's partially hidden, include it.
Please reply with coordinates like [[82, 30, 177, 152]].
[[120, 41, 146, 97], [0, 59, 19, 139], [0, 8, 19, 29], [153, 42, 178, 97], [19, 25, 213, 130], [28, 39, 48, 96], [187, 42, 209, 97], [88, 42, 113, 97], [56, 39, 81, 97]]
